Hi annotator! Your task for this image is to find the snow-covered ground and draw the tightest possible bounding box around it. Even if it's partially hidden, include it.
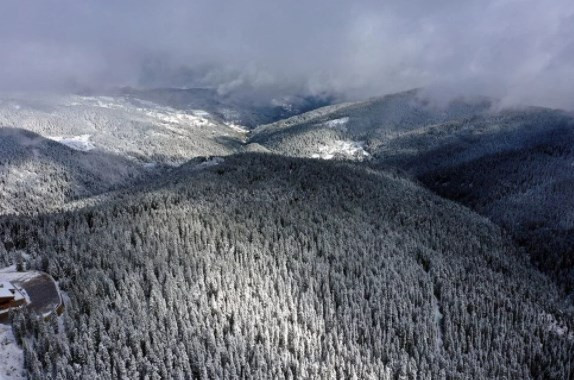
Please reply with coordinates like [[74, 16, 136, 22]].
[[432, 293, 444, 351], [191, 110, 211, 118], [0, 94, 247, 166], [324, 117, 349, 128], [0, 324, 25, 380], [66, 95, 217, 129], [226, 123, 249, 134], [311, 140, 369, 160], [145, 110, 213, 127], [47, 135, 95, 151]]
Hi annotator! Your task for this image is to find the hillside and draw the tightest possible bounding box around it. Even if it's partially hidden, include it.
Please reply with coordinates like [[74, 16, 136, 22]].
[[1, 154, 572, 379], [0, 93, 247, 165], [249, 91, 574, 299], [374, 108, 574, 298], [249, 89, 493, 160], [0, 91, 333, 216], [116, 87, 335, 129], [0, 128, 151, 215], [0, 93, 250, 216]]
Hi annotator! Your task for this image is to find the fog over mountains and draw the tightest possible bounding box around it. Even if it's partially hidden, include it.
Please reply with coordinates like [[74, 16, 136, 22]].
[[2, 0, 574, 108]]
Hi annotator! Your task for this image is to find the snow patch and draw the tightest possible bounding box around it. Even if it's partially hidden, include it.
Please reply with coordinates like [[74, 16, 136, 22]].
[[146, 110, 212, 127], [324, 117, 349, 128], [191, 110, 211, 117], [67, 96, 125, 110], [431, 294, 443, 350], [311, 141, 369, 160], [227, 123, 249, 134], [0, 324, 25, 380], [48, 135, 94, 151]]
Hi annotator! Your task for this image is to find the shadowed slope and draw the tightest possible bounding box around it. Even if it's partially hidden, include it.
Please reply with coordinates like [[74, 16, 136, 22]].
[[0, 127, 151, 215]]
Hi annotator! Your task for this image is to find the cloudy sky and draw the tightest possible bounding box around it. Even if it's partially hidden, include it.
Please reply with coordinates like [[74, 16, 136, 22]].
[[1, 0, 573, 108]]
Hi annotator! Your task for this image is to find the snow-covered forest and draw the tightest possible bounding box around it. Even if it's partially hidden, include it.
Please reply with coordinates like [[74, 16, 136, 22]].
[[0, 89, 573, 379], [0, 154, 572, 379]]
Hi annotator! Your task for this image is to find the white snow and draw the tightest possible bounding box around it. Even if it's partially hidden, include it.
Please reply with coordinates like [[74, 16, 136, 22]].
[[146, 110, 213, 128], [226, 123, 249, 134], [66, 96, 215, 130], [324, 117, 349, 128], [431, 295, 444, 350], [0, 283, 14, 299], [0, 283, 24, 302], [95, 99, 123, 109], [0, 267, 39, 305], [66, 96, 125, 110], [48, 135, 95, 151], [0, 324, 25, 380], [191, 110, 211, 117], [311, 141, 369, 160]]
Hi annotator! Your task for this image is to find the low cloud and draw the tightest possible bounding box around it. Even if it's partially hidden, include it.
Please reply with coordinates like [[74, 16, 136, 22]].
[[1, 0, 573, 108]]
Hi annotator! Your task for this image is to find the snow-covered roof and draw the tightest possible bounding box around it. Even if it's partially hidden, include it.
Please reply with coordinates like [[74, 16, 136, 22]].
[[0, 281, 17, 299]]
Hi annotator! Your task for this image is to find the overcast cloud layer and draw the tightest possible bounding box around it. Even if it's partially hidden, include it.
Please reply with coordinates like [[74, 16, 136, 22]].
[[1, 0, 573, 108]]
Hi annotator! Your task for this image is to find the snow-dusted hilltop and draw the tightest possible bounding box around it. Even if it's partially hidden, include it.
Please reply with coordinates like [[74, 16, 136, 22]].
[[0, 94, 248, 165]]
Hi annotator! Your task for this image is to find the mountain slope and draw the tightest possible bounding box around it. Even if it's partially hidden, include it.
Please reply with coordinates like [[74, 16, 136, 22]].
[[0, 128, 150, 215], [0, 94, 247, 165], [250, 89, 493, 159], [249, 89, 574, 298], [1, 154, 572, 379], [374, 108, 574, 297], [0, 93, 250, 215], [116, 87, 335, 129]]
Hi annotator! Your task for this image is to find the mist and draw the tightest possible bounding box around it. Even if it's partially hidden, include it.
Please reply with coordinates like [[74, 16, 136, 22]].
[[1, 0, 573, 109]]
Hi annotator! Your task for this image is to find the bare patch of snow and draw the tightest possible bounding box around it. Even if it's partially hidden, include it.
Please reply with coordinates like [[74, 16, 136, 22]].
[[48, 135, 95, 151], [146, 110, 213, 128], [227, 123, 249, 134], [431, 294, 444, 350], [0, 324, 25, 380], [324, 117, 349, 128], [66, 96, 125, 110], [192, 110, 211, 117], [95, 99, 124, 109], [311, 141, 369, 160]]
